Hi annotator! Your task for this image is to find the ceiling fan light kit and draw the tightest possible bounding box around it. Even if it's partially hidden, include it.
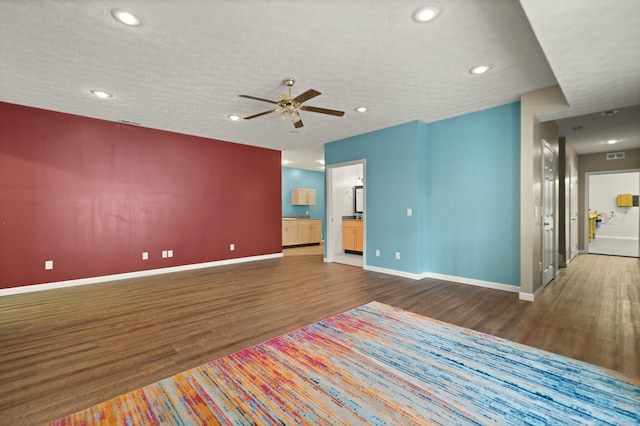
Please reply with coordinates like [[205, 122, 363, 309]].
[[239, 77, 345, 129]]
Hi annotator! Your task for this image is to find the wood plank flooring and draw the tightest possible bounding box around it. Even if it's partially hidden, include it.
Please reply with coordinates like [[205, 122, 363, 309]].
[[0, 253, 638, 425]]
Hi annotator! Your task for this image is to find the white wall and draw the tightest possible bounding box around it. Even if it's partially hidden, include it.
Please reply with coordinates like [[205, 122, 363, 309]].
[[520, 85, 567, 298], [589, 172, 639, 238]]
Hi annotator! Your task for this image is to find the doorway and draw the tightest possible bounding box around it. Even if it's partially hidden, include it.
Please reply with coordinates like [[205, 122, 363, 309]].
[[325, 161, 365, 267], [587, 171, 640, 258], [542, 141, 557, 287]]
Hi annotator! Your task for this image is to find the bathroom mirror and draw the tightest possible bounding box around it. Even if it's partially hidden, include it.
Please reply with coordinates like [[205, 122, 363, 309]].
[[354, 186, 364, 214]]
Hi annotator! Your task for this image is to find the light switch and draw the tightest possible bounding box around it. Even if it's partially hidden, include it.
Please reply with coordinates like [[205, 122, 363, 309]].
[[167, 250, 173, 258], [407, 208, 412, 216], [395, 252, 400, 260], [45, 260, 53, 270], [162, 250, 168, 258], [230, 244, 235, 251]]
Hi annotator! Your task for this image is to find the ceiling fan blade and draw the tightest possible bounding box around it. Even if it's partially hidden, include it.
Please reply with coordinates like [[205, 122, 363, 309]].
[[293, 89, 321, 104], [238, 95, 279, 105], [300, 105, 345, 117], [244, 109, 278, 120], [293, 118, 304, 129]]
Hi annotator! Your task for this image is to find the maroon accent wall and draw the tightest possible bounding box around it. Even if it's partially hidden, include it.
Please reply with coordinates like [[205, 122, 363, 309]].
[[0, 102, 282, 289]]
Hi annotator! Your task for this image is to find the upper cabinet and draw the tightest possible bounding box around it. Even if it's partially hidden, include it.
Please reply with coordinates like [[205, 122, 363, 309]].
[[292, 188, 316, 205]]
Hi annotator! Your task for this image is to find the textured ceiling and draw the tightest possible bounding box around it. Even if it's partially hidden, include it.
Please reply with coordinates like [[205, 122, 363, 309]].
[[1, 0, 638, 170], [519, 0, 640, 155]]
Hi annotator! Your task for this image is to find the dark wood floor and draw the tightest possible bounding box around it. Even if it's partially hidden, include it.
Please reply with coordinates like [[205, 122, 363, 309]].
[[0, 253, 638, 425]]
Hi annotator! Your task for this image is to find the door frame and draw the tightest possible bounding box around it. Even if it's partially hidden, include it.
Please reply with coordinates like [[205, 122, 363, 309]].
[[325, 159, 366, 265], [541, 140, 558, 287], [569, 166, 579, 261]]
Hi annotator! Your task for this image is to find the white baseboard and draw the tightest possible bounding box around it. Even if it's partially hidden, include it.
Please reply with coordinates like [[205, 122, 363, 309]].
[[419, 271, 520, 293], [363, 265, 520, 294], [363, 265, 425, 280], [0, 253, 283, 297], [519, 284, 545, 302]]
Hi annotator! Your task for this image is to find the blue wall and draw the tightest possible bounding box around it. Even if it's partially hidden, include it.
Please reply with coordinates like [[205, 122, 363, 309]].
[[425, 103, 520, 285], [325, 102, 520, 286], [281, 167, 326, 227], [325, 121, 426, 273]]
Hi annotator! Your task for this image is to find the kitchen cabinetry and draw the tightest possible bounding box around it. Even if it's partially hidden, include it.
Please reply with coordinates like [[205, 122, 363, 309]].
[[282, 220, 300, 246], [282, 219, 322, 246], [291, 188, 316, 205], [342, 220, 363, 253], [308, 220, 322, 243]]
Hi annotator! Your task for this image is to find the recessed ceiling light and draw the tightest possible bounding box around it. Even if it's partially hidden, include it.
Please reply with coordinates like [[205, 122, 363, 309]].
[[413, 6, 440, 22], [607, 139, 618, 144], [601, 110, 619, 116], [111, 9, 141, 26], [90, 90, 112, 99], [355, 107, 368, 113], [470, 65, 491, 75], [227, 114, 241, 121]]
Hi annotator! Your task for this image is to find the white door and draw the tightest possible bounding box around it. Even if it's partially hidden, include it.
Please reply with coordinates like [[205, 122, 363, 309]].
[[569, 166, 578, 260], [542, 142, 556, 286]]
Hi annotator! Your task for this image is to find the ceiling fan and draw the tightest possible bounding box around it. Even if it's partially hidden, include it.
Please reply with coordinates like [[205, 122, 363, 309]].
[[239, 77, 345, 129]]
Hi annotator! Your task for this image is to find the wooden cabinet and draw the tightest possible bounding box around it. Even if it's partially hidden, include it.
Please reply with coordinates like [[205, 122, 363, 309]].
[[309, 220, 322, 243], [342, 220, 363, 253], [282, 220, 300, 246], [282, 219, 322, 246], [292, 188, 316, 205], [588, 212, 598, 243]]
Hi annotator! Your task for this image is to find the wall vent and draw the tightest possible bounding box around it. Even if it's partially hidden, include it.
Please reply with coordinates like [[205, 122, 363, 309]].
[[119, 119, 141, 126], [606, 152, 625, 160]]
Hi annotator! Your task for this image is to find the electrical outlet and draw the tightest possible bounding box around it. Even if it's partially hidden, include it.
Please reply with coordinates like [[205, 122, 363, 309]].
[[142, 252, 149, 260], [167, 250, 173, 258], [376, 249, 380, 257], [395, 252, 400, 260], [230, 244, 235, 251], [407, 208, 412, 216], [162, 250, 168, 258], [45, 260, 53, 270]]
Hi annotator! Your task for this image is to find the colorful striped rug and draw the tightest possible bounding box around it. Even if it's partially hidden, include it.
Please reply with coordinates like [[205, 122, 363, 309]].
[[50, 301, 639, 425]]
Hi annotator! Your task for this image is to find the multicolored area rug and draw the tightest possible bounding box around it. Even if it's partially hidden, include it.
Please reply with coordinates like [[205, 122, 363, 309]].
[[50, 301, 639, 425]]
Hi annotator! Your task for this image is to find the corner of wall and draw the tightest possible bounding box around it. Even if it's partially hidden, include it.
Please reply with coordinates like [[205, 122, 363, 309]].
[[520, 85, 568, 295]]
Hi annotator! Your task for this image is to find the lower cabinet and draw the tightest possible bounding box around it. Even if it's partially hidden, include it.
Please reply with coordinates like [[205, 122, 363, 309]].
[[342, 220, 363, 252], [282, 219, 322, 246], [282, 221, 300, 246]]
